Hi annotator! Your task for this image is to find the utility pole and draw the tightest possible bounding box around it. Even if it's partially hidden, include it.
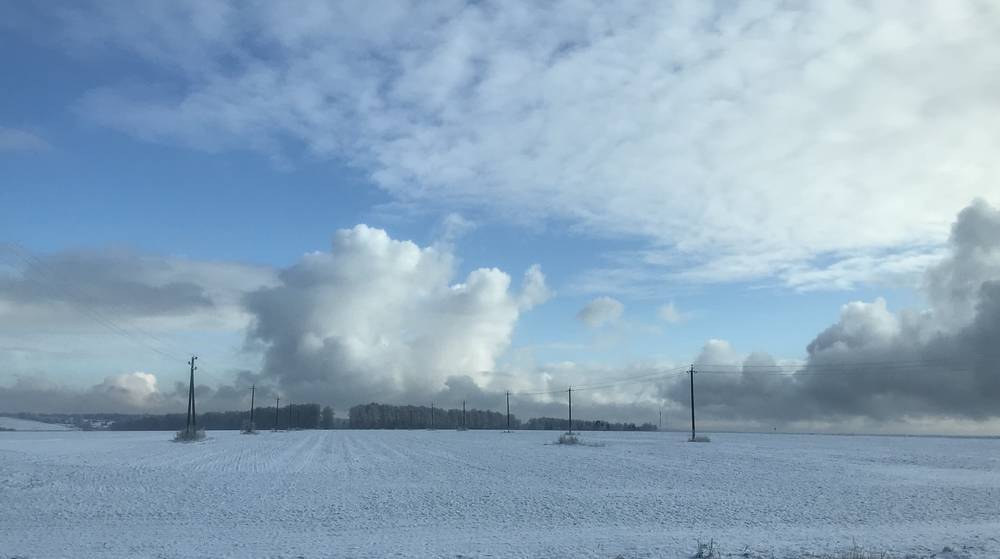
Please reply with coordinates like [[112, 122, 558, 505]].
[[246, 384, 256, 432], [274, 396, 280, 430], [185, 356, 198, 435], [568, 386, 573, 434], [288, 403, 293, 430], [689, 364, 696, 441], [462, 400, 466, 429], [430, 403, 435, 429], [659, 405, 662, 431], [506, 391, 511, 432]]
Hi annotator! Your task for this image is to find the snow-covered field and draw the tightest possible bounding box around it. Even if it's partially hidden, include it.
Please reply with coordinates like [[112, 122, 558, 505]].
[[0, 416, 72, 431], [1, 430, 998, 558]]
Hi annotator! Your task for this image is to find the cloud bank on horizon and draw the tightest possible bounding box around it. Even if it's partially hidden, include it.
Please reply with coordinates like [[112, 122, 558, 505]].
[[660, 200, 1000, 430], [2, 201, 1000, 433]]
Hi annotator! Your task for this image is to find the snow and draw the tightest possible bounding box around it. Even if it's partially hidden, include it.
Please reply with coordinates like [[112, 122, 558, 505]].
[[0, 415, 72, 431], [1, 430, 998, 558]]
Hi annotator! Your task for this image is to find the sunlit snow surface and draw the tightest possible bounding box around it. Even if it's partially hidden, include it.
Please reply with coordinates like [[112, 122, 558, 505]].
[[1, 430, 998, 558]]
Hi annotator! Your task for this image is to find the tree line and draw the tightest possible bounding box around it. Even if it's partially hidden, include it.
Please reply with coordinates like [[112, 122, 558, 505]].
[[8, 404, 658, 432], [523, 417, 658, 431], [110, 404, 339, 431], [348, 402, 514, 429], [348, 403, 658, 431]]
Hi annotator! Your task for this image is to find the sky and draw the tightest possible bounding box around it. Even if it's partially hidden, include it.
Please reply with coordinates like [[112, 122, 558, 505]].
[[2, 1, 1000, 434]]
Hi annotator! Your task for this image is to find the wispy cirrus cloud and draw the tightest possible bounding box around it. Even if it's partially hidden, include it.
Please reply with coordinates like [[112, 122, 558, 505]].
[[0, 127, 48, 152]]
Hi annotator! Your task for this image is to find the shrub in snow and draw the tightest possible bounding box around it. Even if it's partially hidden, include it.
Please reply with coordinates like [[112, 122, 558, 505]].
[[835, 540, 895, 559], [692, 539, 718, 558], [689, 435, 711, 443], [557, 433, 579, 445], [240, 421, 257, 434], [173, 428, 206, 442]]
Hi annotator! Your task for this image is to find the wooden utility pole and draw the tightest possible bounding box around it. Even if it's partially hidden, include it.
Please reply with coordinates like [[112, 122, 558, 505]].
[[274, 396, 280, 430], [288, 403, 293, 430], [185, 356, 198, 435], [462, 400, 466, 429], [430, 403, 435, 429], [689, 364, 696, 441], [249, 384, 256, 427], [568, 386, 573, 434], [506, 391, 511, 431]]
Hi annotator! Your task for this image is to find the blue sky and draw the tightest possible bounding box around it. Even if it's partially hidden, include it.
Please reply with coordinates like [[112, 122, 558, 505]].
[[2, 2, 999, 430], [0, 17, 918, 361], [0, 59, 917, 370]]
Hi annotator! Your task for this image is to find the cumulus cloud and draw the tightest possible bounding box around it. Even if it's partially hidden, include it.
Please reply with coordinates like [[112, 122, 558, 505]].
[[0, 233, 546, 416], [12, 1, 999, 288], [244, 224, 547, 405], [576, 296, 624, 328], [658, 200, 1000, 427], [924, 200, 1000, 328]]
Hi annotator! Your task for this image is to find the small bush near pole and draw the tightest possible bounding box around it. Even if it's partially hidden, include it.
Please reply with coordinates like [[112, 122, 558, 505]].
[[173, 428, 206, 442], [557, 433, 579, 445]]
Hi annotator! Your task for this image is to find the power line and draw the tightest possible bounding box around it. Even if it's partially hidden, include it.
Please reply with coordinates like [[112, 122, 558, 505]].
[[511, 387, 569, 397], [573, 368, 688, 392], [697, 367, 975, 376], [510, 366, 688, 397], [3, 244, 189, 355], [0, 244, 189, 362], [506, 362, 974, 399], [1, 244, 231, 385], [696, 359, 960, 370]]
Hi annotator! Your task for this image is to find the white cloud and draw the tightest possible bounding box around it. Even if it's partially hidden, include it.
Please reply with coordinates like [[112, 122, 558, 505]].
[[576, 296, 623, 328], [658, 200, 1000, 426], [518, 264, 551, 311], [0, 246, 278, 382], [657, 302, 686, 324], [695, 338, 741, 367], [93, 371, 160, 408], [244, 224, 548, 404], [28, 1, 998, 289], [0, 127, 48, 152], [0, 371, 167, 413], [436, 212, 476, 246], [0, 247, 277, 336]]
